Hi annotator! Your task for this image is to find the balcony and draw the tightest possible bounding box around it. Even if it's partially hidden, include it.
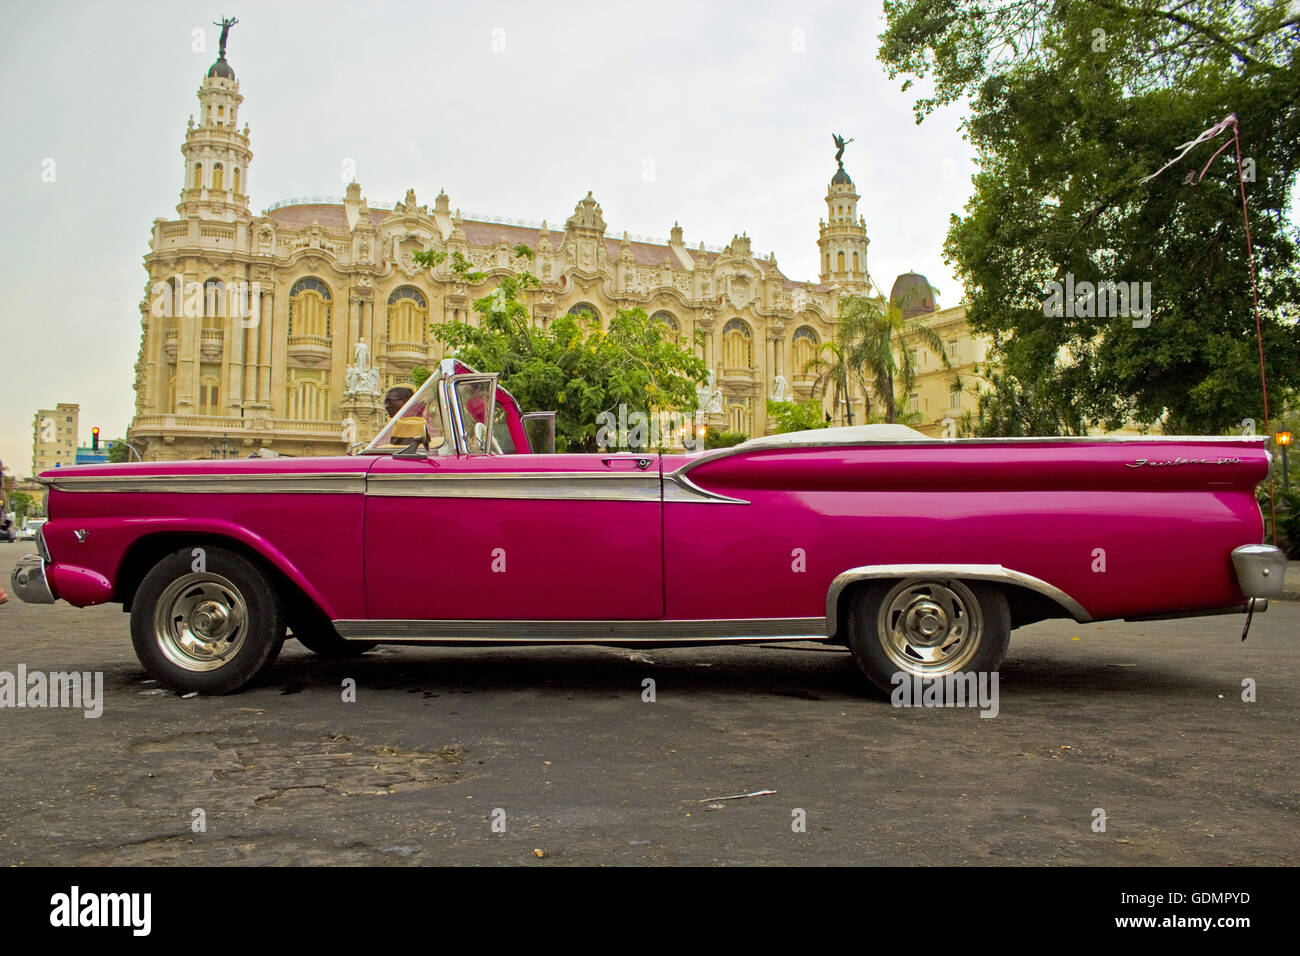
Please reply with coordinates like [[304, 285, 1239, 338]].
[[131, 414, 344, 444], [718, 365, 756, 388], [287, 334, 332, 366], [383, 341, 429, 369], [199, 327, 223, 361]]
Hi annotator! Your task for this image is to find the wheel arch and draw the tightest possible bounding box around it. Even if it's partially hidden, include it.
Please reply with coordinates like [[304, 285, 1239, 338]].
[[825, 564, 1091, 640], [114, 528, 333, 623]]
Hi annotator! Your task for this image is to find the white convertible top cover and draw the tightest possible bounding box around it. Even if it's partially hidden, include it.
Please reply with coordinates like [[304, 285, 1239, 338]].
[[740, 423, 933, 448]]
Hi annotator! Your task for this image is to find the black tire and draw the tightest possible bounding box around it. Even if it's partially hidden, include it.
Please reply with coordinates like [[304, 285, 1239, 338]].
[[285, 600, 375, 657], [130, 546, 286, 694], [292, 627, 376, 658], [846, 578, 1011, 695]]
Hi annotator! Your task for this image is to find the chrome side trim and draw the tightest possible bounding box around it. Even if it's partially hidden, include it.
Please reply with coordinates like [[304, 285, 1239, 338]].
[[40, 473, 366, 494], [332, 617, 827, 642], [1124, 602, 1260, 623], [365, 471, 661, 501], [663, 472, 749, 505], [824, 564, 1093, 634]]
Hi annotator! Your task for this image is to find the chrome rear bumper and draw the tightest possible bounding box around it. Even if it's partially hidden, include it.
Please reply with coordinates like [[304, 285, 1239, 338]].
[[1232, 544, 1287, 599], [11, 553, 55, 604]]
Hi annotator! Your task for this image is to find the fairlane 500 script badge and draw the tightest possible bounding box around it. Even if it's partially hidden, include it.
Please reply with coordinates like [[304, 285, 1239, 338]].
[[1126, 457, 1241, 468]]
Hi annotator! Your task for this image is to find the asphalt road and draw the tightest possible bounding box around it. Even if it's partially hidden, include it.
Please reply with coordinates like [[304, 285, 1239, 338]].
[[0, 540, 1295, 866]]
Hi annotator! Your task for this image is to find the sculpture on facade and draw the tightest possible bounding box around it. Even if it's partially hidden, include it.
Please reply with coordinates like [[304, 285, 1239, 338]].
[[697, 369, 725, 415], [213, 16, 238, 58], [771, 374, 790, 403], [833, 132, 854, 167], [345, 339, 380, 395]]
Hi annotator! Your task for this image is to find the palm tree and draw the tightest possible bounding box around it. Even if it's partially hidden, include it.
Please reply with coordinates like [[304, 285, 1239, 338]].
[[803, 338, 861, 426], [840, 294, 949, 423]]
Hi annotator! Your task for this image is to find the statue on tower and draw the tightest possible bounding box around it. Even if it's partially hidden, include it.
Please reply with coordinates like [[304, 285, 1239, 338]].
[[213, 15, 238, 58], [832, 133, 854, 168]]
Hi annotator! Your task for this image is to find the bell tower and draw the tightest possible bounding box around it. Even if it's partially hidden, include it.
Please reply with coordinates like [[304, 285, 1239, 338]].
[[178, 16, 252, 221], [818, 134, 871, 292]]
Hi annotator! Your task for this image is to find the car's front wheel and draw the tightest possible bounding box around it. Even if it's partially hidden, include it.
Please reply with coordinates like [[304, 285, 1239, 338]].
[[130, 546, 285, 694], [846, 578, 1010, 695]]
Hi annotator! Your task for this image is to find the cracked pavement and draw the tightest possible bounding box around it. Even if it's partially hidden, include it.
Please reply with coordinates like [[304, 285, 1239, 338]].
[[0, 542, 1296, 865]]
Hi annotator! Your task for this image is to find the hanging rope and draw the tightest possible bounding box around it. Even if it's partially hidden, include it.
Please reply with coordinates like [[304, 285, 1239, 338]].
[[1142, 112, 1277, 546]]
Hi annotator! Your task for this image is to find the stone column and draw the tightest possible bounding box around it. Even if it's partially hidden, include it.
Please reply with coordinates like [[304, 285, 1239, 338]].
[[259, 288, 274, 410], [177, 274, 199, 411]]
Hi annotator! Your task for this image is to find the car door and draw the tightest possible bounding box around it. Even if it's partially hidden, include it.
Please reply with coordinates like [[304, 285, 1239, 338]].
[[364, 450, 664, 621]]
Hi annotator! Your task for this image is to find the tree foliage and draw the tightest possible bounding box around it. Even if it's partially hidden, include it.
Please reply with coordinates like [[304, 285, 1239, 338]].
[[880, 0, 1300, 434], [415, 246, 708, 452], [766, 399, 829, 433], [9, 492, 33, 521]]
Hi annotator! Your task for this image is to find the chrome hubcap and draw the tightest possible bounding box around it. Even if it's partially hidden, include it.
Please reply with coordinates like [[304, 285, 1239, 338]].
[[153, 572, 248, 672], [877, 579, 983, 676]]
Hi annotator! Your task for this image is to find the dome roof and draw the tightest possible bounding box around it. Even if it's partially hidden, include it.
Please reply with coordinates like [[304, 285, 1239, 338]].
[[207, 57, 235, 80], [830, 166, 853, 186], [890, 272, 936, 318]]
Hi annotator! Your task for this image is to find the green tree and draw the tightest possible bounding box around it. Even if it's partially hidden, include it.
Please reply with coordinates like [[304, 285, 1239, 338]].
[[415, 245, 708, 452], [841, 293, 950, 424], [879, 0, 1300, 434], [9, 492, 33, 522], [107, 439, 130, 463], [766, 399, 829, 434], [803, 338, 858, 425], [704, 428, 749, 449]]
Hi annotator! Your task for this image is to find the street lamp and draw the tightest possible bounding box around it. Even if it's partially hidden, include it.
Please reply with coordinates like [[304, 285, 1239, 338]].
[[1276, 429, 1292, 489], [210, 436, 236, 460]]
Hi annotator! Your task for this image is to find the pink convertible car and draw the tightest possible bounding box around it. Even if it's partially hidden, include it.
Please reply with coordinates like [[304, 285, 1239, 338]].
[[12, 359, 1287, 694]]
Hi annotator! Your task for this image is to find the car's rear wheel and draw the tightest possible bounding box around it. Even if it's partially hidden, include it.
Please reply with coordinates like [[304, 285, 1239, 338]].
[[292, 627, 376, 657], [846, 578, 1010, 695], [285, 602, 375, 657], [130, 546, 285, 694]]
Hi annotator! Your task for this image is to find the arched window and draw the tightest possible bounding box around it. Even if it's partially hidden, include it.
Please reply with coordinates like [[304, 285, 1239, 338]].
[[721, 319, 752, 370], [288, 277, 332, 338], [287, 369, 329, 421], [852, 251, 860, 272], [651, 311, 679, 342], [726, 399, 751, 435], [202, 279, 226, 327], [198, 372, 221, 415], [568, 302, 601, 322], [192, 163, 202, 189], [836, 251, 845, 273], [387, 286, 428, 346], [824, 253, 830, 273], [212, 163, 224, 191], [792, 326, 819, 374], [233, 167, 241, 195]]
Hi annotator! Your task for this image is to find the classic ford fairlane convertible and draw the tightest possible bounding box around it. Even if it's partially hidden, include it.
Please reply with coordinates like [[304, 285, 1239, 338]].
[[12, 359, 1288, 695]]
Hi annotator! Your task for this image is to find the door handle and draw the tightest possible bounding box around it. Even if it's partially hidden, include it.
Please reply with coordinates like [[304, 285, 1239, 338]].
[[601, 456, 653, 470]]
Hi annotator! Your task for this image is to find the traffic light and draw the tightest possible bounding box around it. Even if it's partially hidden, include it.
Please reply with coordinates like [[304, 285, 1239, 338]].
[[91, 426, 100, 452]]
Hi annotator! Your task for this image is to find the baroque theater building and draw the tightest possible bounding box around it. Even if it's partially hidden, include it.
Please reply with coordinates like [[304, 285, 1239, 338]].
[[128, 46, 983, 461]]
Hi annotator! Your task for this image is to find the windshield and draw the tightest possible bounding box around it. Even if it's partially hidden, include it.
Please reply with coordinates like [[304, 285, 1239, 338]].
[[364, 375, 447, 454]]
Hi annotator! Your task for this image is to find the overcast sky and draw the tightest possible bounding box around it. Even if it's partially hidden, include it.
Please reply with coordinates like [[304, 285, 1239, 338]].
[[0, 0, 976, 477]]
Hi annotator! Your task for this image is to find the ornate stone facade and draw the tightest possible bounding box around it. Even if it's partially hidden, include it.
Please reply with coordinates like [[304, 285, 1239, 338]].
[[129, 50, 986, 459]]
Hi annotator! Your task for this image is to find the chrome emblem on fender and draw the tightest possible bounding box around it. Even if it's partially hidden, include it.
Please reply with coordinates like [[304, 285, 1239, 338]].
[[1126, 457, 1241, 468]]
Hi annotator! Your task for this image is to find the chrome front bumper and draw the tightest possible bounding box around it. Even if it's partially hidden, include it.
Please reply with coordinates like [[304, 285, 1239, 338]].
[[11, 553, 55, 604], [1232, 544, 1287, 599]]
